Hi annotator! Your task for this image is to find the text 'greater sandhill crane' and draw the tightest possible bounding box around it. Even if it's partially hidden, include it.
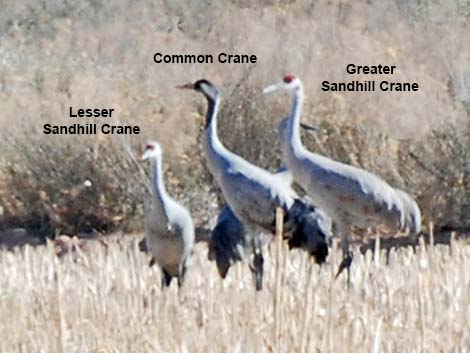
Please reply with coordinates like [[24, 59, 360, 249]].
[[263, 74, 422, 284], [142, 142, 195, 288]]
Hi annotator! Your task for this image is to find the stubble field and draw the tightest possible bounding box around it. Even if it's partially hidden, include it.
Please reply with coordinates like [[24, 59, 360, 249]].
[[0, 234, 469, 353]]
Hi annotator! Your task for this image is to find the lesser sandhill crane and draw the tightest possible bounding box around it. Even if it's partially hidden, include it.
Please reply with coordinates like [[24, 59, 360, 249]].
[[263, 75, 422, 283], [178, 79, 328, 290], [208, 195, 332, 289], [142, 142, 195, 288]]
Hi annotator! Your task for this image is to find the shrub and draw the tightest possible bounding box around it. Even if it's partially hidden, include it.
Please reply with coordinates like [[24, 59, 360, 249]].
[[0, 132, 148, 236]]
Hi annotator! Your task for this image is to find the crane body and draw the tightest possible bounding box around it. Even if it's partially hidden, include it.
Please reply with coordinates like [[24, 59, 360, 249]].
[[200, 93, 295, 231], [143, 142, 195, 287], [264, 75, 421, 281], [179, 79, 330, 289]]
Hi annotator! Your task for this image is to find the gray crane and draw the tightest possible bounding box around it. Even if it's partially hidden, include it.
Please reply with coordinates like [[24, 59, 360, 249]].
[[208, 189, 332, 290], [263, 74, 422, 283], [142, 141, 195, 288], [178, 79, 328, 290]]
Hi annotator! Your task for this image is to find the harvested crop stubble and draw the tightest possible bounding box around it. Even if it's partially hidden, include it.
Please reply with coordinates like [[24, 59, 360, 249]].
[[0, 235, 469, 352]]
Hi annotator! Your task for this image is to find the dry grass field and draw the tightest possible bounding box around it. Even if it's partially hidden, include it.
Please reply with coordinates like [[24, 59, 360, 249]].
[[1, 1, 470, 352], [0, 234, 469, 353]]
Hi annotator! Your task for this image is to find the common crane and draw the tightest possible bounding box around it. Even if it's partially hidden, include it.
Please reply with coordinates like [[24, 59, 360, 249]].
[[142, 142, 195, 288], [178, 79, 329, 290]]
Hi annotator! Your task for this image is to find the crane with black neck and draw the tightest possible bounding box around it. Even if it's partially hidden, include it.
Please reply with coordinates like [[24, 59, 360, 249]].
[[178, 79, 328, 290]]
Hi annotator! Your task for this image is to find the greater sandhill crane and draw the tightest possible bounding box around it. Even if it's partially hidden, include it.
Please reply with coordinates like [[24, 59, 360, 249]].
[[142, 142, 195, 288], [178, 79, 327, 290], [208, 195, 332, 289], [263, 75, 421, 283]]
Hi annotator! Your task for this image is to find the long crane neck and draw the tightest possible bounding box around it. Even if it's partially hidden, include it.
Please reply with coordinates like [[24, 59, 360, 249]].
[[203, 92, 230, 171], [287, 85, 305, 155], [150, 156, 170, 222], [205, 93, 222, 145]]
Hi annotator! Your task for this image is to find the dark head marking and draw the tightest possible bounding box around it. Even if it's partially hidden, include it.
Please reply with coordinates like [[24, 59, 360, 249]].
[[194, 79, 213, 91]]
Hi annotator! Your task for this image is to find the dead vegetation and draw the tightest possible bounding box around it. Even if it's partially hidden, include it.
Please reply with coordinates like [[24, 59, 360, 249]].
[[0, 132, 148, 235], [0, 81, 469, 238], [0, 235, 469, 352], [0, 0, 469, 237]]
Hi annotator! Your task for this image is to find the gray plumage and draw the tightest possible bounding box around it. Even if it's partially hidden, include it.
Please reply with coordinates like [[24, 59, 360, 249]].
[[264, 75, 422, 281], [180, 79, 300, 290], [208, 196, 332, 287], [180, 80, 295, 234], [180, 80, 334, 290], [142, 141, 195, 288], [395, 189, 421, 239]]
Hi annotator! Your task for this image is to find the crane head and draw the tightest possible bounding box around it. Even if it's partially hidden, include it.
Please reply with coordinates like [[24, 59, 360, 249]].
[[177, 79, 219, 100], [142, 141, 163, 160], [263, 74, 302, 94]]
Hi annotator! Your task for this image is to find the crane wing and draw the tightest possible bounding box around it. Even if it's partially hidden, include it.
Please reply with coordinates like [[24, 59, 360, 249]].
[[299, 153, 403, 229], [220, 168, 293, 231]]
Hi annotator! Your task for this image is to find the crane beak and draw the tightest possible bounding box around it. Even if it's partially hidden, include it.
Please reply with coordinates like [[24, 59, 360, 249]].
[[262, 82, 282, 94], [141, 150, 151, 161], [300, 123, 320, 132], [176, 83, 194, 90]]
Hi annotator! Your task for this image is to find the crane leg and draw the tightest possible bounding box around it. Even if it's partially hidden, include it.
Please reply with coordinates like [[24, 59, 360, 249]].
[[249, 237, 264, 291], [335, 232, 353, 287], [253, 252, 264, 291], [177, 260, 188, 288], [336, 250, 353, 286]]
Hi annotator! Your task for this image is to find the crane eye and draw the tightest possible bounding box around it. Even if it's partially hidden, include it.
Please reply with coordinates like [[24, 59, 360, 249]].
[[283, 74, 296, 83], [145, 144, 154, 151]]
